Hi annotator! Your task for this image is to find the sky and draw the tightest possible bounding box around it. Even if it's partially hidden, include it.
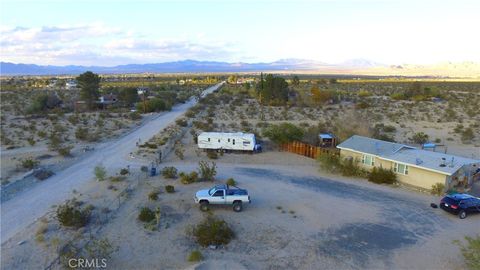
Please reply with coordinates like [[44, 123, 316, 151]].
[[1, 0, 479, 66]]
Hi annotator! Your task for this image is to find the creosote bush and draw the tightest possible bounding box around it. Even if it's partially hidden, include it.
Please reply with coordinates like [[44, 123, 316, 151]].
[[119, 168, 129, 175], [180, 171, 199, 184], [20, 157, 40, 170], [138, 207, 156, 223], [192, 216, 234, 247], [207, 151, 218, 159], [198, 161, 217, 181], [148, 191, 160, 201], [161, 166, 178, 179], [368, 167, 397, 184], [187, 250, 203, 262], [94, 165, 107, 181], [56, 199, 90, 228], [165, 185, 175, 193], [431, 183, 445, 196]]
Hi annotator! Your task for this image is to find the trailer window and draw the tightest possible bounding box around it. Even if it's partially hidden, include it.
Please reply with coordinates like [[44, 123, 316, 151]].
[[233, 139, 235, 145], [208, 138, 210, 142], [228, 138, 230, 142], [218, 139, 220, 143]]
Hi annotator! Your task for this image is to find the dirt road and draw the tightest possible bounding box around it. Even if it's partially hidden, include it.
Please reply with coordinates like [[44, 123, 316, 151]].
[[0, 82, 224, 244]]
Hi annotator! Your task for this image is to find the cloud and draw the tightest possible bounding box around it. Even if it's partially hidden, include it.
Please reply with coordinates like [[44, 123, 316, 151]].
[[0, 23, 237, 66]]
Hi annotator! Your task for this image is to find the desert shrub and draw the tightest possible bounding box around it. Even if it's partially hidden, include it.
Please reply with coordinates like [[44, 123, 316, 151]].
[[198, 161, 217, 182], [94, 165, 107, 181], [391, 92, 406, 100], [187, 250, 203, 262], [207, 151, 218, 159], [138, 207, 155, 223], [431, 183, 445, 196], [175, 147, 185, 160], [161, 166, 178, 179], [19, 157, 40, 170], [340, 158, 365, 177], [410, 132, 429, 144], [148, 191, 160, 201], [57, 145, 73, 156], [109, 176, 125, 182], [180, 171, 199, 184], [192, 216, 234, 247], [318, 154, 342, 173], [226, 178, 236, 186], [56, 199, 90, 228], [128, 112, 142, 120], [461, 128, 475, 143], [139, 142, 158, 149], [84, 238, 116, 262], [263, 123, 304, 145], [368, 167, 397, 184], [175, 118, 188, 127], [119, 168, 129, 175], [75, 127, 89, 141], [454, 235, 480, 270], [165, 185, 175, 193], [27, 137, 36, 146]]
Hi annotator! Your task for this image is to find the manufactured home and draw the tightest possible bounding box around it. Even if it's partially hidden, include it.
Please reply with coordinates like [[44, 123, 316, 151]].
[[337, 135, 480, 191], [197, 132, 261, 152]]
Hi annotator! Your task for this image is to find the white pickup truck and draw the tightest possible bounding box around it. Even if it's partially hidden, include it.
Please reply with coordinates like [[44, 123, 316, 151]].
[[194, 184, 251, 212]]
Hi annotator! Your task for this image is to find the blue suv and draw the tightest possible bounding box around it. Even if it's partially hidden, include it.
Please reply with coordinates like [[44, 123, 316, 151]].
[[440, 193, 480, 219]]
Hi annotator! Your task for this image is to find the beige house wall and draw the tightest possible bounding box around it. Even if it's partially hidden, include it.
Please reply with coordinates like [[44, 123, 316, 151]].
[[340, 149, 447, 190]]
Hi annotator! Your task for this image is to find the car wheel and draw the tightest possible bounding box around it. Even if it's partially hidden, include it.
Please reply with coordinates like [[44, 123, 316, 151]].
[[233, 202, 242, 212], [458, 210, 467, 219], [200, 201, 209, 212]]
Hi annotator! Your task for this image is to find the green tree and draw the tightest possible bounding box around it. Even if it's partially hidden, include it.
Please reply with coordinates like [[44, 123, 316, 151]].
[[118, 87, 139, 107], [263, 123, 304, 145], [292, 75, 300, 86], [77, 71, 101, 109]]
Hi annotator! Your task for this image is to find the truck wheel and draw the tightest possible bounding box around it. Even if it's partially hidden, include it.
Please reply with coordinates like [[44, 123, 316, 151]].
[[458, 210, 467, 219], [233, 202, 243, 212], [200, 201, 209, 212]]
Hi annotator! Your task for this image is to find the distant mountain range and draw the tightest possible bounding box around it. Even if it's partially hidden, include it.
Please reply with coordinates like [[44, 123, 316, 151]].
[[1, 59, 479, 77]]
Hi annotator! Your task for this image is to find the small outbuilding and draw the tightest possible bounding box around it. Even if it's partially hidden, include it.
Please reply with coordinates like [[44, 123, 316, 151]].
[[318, 133, 336, 148]]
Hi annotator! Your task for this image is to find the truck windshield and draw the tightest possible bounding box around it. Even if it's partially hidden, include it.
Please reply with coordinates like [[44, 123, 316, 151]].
[[208, 187, 216, 196]]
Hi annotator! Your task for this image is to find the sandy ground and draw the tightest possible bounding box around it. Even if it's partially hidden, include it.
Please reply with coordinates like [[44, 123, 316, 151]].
[[0, 83, 224, 245], [2, 150, 478, 270]]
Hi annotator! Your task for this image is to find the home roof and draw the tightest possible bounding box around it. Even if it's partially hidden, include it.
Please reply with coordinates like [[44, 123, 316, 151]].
[[337, 135, 479, 175]]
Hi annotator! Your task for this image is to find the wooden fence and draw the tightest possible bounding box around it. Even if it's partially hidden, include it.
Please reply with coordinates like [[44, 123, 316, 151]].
[[280, 141, 340, 159]]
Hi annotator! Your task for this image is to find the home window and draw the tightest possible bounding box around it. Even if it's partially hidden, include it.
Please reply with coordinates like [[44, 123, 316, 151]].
[[394, 163, 409, 175], [362, 155, 375, 166]]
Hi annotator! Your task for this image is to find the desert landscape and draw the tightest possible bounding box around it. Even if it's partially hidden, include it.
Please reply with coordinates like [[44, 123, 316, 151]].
[[2, 1, 480, 269], [1, 75, 479, 270]]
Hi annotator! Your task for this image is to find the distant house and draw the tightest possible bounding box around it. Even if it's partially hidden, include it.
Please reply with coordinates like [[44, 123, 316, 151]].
[[99, 94, 118, 109], [337, 135, 480, 190], [137, 87, 149, 96], [66, 80, 77, 89]]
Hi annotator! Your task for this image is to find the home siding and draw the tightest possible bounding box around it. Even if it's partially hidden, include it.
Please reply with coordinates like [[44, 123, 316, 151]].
[[339, 149, 447, 189]]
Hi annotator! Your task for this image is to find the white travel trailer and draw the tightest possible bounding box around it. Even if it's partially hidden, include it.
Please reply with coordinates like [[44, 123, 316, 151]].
[[197, 132, 261, 152]]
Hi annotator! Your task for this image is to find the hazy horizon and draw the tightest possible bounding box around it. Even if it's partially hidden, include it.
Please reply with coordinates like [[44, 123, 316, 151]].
[[1, 0, 479, 66]]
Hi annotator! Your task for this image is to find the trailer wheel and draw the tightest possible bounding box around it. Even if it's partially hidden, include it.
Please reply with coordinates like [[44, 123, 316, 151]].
[[200, 201, 209, 212], [233, 202, 243, 212]]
